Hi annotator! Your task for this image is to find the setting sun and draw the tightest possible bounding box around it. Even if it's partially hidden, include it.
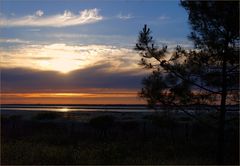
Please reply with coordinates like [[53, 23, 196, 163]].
[[59, 107, 69, 112]]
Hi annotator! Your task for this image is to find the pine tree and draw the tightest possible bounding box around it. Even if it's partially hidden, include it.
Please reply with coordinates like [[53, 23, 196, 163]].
[[135, 1, 239, 164]]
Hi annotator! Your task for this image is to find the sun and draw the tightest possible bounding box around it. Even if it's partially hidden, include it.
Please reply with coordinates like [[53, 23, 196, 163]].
[[10, 43, 96, 74], [37, 53, 83, 73], [49, 58, 81, 73], [59, 107, 69, 112]]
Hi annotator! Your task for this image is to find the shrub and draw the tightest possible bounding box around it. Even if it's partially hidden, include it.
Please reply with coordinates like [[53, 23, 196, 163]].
[[8, 115, 22, 121], [89, 115, 115, 130], [144, 114, 176, 128], [121, 121, 139, 131], [32, 112, 60, 121]]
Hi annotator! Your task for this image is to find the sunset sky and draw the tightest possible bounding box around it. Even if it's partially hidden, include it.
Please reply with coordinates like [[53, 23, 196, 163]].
[[0, 0, 192, 104]]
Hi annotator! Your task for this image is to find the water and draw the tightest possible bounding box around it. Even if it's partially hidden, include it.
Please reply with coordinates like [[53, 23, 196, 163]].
[[0, 104, 154, 113], [1, 104, 238, 114]]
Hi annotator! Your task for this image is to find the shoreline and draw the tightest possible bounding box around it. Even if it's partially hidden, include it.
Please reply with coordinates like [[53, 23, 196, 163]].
[[1, 107, 238, 123]]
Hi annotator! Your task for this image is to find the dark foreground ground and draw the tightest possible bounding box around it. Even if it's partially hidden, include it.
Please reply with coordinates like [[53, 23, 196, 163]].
[[1, 111, 239, 165]]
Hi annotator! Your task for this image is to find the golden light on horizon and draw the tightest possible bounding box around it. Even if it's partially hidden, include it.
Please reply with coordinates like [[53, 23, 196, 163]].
[[0, 92, 145, 104], [2, 92, 136, 98], [59, 107, 69, 112]]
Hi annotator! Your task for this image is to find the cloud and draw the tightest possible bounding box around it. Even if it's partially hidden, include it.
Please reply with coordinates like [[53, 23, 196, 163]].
[[1, 65, 147, 93], [1, 65, 145, 105], [1, 8, 103, 27], [26, 28, 41, 32], [0, 38, 193, 74], [48, 33, 136, 47], [0, 38, 30, 44], [35, 10, 44, 17], [0, 43, 142, 73], [117, 13, 133, 20], [158, 15, 170, 20], [154, 39, 193, 50]]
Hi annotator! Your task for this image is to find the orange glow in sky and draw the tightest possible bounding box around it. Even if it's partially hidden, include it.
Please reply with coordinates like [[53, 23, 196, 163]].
[[1, 92, 145, 104]]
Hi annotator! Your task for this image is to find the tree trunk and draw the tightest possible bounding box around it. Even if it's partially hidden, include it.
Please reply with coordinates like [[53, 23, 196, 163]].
[[217, 56, 227, 164]]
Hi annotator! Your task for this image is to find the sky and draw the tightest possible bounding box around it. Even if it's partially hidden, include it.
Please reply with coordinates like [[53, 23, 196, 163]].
[[0, 0, 192, 104]]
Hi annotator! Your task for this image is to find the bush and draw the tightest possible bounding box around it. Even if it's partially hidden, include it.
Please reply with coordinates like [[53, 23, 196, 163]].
[[144, 114, 176, 128], [121, 121, 139, 131], [89, 115, 115, 130], [32, 112, 60, 121], [8, 115, 22, 121]]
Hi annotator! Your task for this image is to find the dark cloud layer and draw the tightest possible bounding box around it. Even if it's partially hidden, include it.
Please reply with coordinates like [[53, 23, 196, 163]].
[[1, 64, 147, 93]]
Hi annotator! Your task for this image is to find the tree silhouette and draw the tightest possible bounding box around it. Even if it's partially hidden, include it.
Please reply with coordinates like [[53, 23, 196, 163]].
[[134, 1, 239, 164]]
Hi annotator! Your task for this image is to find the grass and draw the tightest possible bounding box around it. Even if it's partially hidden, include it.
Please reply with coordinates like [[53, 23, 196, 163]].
[[1, 136, 221, 165], [1, 112, 239, 165]]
